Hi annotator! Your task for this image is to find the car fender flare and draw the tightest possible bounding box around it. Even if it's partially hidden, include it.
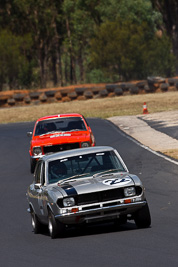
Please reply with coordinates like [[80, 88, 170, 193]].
[[47, 203, 54, 214], [29, 202, 36, 214]]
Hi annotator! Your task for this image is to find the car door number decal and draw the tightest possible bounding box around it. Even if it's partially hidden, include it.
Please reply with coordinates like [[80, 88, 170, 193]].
[[103, 178, 131, 186]]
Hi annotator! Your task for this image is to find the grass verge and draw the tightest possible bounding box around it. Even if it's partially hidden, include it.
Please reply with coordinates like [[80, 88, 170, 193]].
[[1, 90, 178, 160], [1, 91, 178, 124]]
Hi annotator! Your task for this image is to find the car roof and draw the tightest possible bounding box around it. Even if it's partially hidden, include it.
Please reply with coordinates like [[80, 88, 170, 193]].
[[36, 113, 83, 122], [42, 146, 115, 162]]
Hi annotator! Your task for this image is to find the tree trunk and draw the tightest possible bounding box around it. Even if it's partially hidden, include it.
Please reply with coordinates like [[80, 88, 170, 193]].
[[39, 47, 47, 88], [66, 18, 77, 84], [151, 0, 178, 73], [57, 48, 63, 86], [64, 53, 68, 86], [78, 46, 84, 83], [51, 52, 58, 86]]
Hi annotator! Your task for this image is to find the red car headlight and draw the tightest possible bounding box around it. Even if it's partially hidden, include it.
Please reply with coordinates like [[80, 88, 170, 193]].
[[33, 146, 42, 156], [81, 142, 90, 148]]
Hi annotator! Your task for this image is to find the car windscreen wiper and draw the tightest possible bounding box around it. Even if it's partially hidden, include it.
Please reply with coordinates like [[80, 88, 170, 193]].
[[59, 173, 91, 184]]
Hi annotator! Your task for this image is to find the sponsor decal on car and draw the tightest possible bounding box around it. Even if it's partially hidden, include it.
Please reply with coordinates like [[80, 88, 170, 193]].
[[103, 177, 132, 186], [50, 133, 71, 138]]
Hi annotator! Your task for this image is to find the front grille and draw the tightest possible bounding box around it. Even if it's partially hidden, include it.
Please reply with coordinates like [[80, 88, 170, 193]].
[[77, 188, 124, 205], [101, 188, 124, 201], [77, 193, 98, 205], [56, 186, 142, 208], [82, 205, 100, 210], [43, 142, 80, 154], [76, 186, 142, 206]]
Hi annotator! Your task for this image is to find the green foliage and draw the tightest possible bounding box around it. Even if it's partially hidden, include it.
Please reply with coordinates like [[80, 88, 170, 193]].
[[0, 29, 33, 89], [143, 33, 176, 77], [0, 0, 177, 89], [86, 69, 119, 83], [98, 0, 162, 27], [90, 19, 175, 80]]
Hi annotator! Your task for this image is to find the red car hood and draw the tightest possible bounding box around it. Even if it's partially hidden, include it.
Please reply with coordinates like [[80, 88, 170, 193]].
[[31, 131, 90, 146]]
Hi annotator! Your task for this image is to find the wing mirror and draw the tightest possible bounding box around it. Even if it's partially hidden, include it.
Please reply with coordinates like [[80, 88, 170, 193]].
[[27, 131, 32, 137], [34, 183, 41, 190]]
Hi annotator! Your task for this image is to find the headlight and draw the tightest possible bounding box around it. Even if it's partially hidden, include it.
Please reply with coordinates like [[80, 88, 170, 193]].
[[124, 187, 136, 197], [33, 146, 42, 156], [63, 197, 75, 207], [81, 141, 90, 148]]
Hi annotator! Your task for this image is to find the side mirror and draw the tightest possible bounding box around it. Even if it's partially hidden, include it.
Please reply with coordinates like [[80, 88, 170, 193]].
[[34, 183, 41, 190], [27, 132, 32, 137]]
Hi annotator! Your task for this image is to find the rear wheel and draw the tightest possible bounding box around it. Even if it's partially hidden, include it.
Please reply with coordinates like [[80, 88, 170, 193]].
[[48, 211, 65, 239], [134, 203, 151, 228]]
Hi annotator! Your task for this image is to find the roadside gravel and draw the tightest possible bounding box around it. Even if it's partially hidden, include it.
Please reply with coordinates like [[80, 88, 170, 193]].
[[108, 111, 178, 160]]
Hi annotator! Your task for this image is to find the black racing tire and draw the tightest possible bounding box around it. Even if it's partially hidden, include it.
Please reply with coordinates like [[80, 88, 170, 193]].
[[99, 89, 108, 98], [134, 203, 151, 228], [31, 211, 43, 234], [44, 90, 57, 97], [105, 84, 119, 92], [129, 86, 139, 95], [68, 91, 78, 100], [48, 211, 65, 239], [114, 88, 123, 96], [75, 87, 87, 95], [29, 91, 41, 100], [30, 158, 36, 173], [160, 83, 169, 92], [84, 90, 93, 99]]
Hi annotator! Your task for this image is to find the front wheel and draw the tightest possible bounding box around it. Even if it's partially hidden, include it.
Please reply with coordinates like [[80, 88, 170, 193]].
[[31, 211, 43, 234], [48, 211, 65, 239], [134, 203, 151, 228]]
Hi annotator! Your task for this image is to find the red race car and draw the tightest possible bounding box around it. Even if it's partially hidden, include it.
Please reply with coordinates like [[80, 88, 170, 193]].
[[27, 113, 95, 173]]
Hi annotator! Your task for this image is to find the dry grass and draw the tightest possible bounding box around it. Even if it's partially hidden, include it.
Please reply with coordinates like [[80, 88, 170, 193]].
[[162, 150, 178, 160], [1, 90, 178, 160], [1, 91, 178, 124]]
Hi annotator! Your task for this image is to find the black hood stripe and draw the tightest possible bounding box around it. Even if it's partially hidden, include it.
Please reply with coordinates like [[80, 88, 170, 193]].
[[60, 184, 78, 196]]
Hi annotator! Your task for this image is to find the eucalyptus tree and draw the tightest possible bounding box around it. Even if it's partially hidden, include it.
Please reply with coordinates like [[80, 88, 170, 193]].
[[15, 0, 64, 88], [150, 0, 178, 72], [89, 1, 175, 81], [0, 0, 65, 88], [61, 0, 98, 84]]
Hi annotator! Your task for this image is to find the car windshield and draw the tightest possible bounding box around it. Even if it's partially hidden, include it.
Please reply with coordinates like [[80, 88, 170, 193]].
[[48, 150, 126, 184], [34, 117, 87, 136]]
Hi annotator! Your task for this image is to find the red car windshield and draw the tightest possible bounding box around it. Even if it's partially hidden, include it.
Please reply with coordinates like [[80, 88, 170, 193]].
[[34, 117, 87, 136]]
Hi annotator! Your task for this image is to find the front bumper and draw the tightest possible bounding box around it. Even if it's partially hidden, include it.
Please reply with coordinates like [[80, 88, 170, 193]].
[[55, 200, 147, 224], [31, 155, 43, 159]]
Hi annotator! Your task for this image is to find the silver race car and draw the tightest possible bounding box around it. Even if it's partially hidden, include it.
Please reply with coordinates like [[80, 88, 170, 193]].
[[27, 146, 151, 238]]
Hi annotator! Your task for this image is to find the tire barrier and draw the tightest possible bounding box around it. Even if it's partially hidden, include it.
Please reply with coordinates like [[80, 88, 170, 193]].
[[0, 76, 178, 108]]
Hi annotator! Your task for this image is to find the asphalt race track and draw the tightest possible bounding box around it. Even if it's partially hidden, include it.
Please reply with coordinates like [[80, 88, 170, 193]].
[[1, 118, 178, 267], [141, 117, 178, 140]]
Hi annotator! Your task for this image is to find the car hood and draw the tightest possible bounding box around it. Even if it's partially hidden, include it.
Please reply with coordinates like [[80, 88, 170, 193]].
[[53, 172, 136, 197], [32, 131, 89, 146]]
